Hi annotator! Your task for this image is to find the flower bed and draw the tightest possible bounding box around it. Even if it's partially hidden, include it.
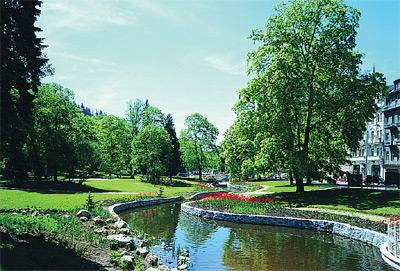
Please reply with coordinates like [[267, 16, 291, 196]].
[[192, 192, 386, 233], [194, 183, 218, 193]]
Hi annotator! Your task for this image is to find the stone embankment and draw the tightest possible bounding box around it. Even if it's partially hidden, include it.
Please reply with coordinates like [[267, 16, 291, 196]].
[[106, 197, 188, 271], [181, 203, 387, 247]]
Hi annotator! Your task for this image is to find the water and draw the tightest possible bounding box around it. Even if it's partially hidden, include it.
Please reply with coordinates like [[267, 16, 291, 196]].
[[120, 202, 394, 271]]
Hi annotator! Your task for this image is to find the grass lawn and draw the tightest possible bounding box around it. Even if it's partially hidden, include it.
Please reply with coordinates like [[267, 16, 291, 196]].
[[0, 178, 198, 211], [0, 190, 137, 211], [272, 188, 400, 217], [84, 178, 197, 197], [245, 180, 336, 193]]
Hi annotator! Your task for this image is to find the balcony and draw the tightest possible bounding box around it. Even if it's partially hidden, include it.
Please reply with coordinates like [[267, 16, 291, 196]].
[[385, 139, 400, 146], [384, 122, 400, 129], [384, 159, 400, 166], [383, 100, 400, 111]]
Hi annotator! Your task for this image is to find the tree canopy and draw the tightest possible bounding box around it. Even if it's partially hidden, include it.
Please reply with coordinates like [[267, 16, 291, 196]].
[[223, 0, 387, 191], [1, 0, 51, 180], [180, 113, 219, 180], [131, 125, 172, 183]]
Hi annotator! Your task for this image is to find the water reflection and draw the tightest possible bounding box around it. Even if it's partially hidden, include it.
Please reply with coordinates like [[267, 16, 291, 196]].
[[120, 203, 394, 271]]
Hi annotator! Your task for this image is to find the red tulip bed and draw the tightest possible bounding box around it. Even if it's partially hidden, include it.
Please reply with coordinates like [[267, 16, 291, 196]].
[[191, 192, 386, 233], [193, 192, 281, 215], [194, 183, 218, 192]]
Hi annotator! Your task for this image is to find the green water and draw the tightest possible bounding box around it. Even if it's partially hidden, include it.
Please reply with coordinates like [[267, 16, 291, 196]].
[[120, 202, 394, 271]]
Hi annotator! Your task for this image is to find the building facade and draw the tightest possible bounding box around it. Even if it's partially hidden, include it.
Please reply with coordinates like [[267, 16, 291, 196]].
[[383, 79, 400, 178], [347, 78, 400, 181], [348, 101, 385, 179]]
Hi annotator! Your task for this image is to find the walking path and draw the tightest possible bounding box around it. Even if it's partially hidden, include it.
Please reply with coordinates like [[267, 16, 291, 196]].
[[242, 185, 272, 195]]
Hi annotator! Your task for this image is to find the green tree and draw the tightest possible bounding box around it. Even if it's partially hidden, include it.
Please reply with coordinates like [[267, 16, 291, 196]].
[[221, 124, 257, 180], [231, 0, 387, 192], [164, 114, 182, 179], [126, 99, 146, 135], [96, 115, 132, 176], [131, 125, 172, 183], [30, 83, 85, 180], [143, 106, 165, 128], [1, 0, 51, 180], [179, 113, 219, 180]]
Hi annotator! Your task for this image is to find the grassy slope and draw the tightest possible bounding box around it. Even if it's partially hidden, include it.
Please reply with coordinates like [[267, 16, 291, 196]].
[[272, 189, 400, 216], [0, 178, 197, 211], [246, 180, 336, 193], [85, 178, 197, 197]]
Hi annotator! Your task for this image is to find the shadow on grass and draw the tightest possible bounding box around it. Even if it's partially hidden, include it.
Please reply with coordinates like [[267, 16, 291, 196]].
[[271, 189, 400, 212], [0, 180, 109, 194], [0, 233, 106, 270]]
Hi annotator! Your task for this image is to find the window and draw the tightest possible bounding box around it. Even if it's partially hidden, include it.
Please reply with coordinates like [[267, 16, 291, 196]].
[[386, 150, 390, 161]]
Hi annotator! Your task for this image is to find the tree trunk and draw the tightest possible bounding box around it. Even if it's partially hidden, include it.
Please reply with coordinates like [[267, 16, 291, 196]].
[[199, 168, 202, 180], [306, 175, 312, 185], [294, 170, 304, 192], [289, 171, 294, 186]]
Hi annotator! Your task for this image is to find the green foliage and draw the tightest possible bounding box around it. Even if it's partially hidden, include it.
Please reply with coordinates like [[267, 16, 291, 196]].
[[30, 83, 98, 181], [164, 114, 182, 177], [126, 99, 146, 135], [96, 115, 132, 176], [157, 186, 164, 198], [132, 126, 173, 183], [224, 0, 387, 191], [0, 213, 105, 251], [142, 106, 165, 128], [86, 192, 95, 211], [179, 113, 219, 179], [1, 0, 52, 181], [108, 250, 120, 265]]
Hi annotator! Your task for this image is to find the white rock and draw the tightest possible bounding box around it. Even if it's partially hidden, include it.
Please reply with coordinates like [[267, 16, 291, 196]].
[[114, 220, 128, 229], [144, 253, 159, 266], [177, 264, 187, 270], [76, 209, 91, 219], [104, 234, 135, 249], [135, 247, 149, 257], [93, 216, 106, 226]]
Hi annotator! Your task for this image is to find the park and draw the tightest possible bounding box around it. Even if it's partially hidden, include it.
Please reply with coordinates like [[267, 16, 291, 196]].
[[1, 0, 399, 270]]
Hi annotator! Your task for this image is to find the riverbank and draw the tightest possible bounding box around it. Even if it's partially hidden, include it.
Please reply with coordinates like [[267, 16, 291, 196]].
[[188, 192, 388, 233], [182, 202, 387, 246]]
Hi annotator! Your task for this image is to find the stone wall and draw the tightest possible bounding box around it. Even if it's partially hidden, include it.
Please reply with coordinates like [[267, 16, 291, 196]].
[[109, 197, 183, 220], [181, 203, 387, 247]]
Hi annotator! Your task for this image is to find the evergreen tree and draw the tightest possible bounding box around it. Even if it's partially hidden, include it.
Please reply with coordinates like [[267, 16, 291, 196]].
[[1, 0, 51, 180], [164, 114, 181, 178]]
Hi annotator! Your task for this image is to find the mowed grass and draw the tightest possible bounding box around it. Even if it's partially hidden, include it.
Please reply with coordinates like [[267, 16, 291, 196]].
[[272, 189, 400, 216], [0, 178, 197, 211], [246, 180, 336, 193], [84, 178, 197, 197], [0, 190, 135, 211]]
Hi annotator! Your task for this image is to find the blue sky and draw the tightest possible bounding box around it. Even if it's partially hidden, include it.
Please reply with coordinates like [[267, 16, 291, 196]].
[[37, 0, 400, 141]]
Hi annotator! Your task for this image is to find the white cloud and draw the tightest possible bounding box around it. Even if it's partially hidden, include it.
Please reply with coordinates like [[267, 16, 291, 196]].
[[205, 55, 246, 76], [41, 0, 137, 33]]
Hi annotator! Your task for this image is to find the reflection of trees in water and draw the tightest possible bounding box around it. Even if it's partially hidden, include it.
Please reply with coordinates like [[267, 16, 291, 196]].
[[122, 203, 181, 244], [222, 224, 387, 271], [178, 213, 219, 248]]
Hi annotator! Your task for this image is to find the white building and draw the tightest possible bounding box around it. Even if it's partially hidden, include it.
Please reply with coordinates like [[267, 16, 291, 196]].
[[348, 100, 385, 179]]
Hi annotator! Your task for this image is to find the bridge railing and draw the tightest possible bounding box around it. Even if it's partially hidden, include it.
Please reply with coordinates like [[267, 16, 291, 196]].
[[387, 218, 400, 257]]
